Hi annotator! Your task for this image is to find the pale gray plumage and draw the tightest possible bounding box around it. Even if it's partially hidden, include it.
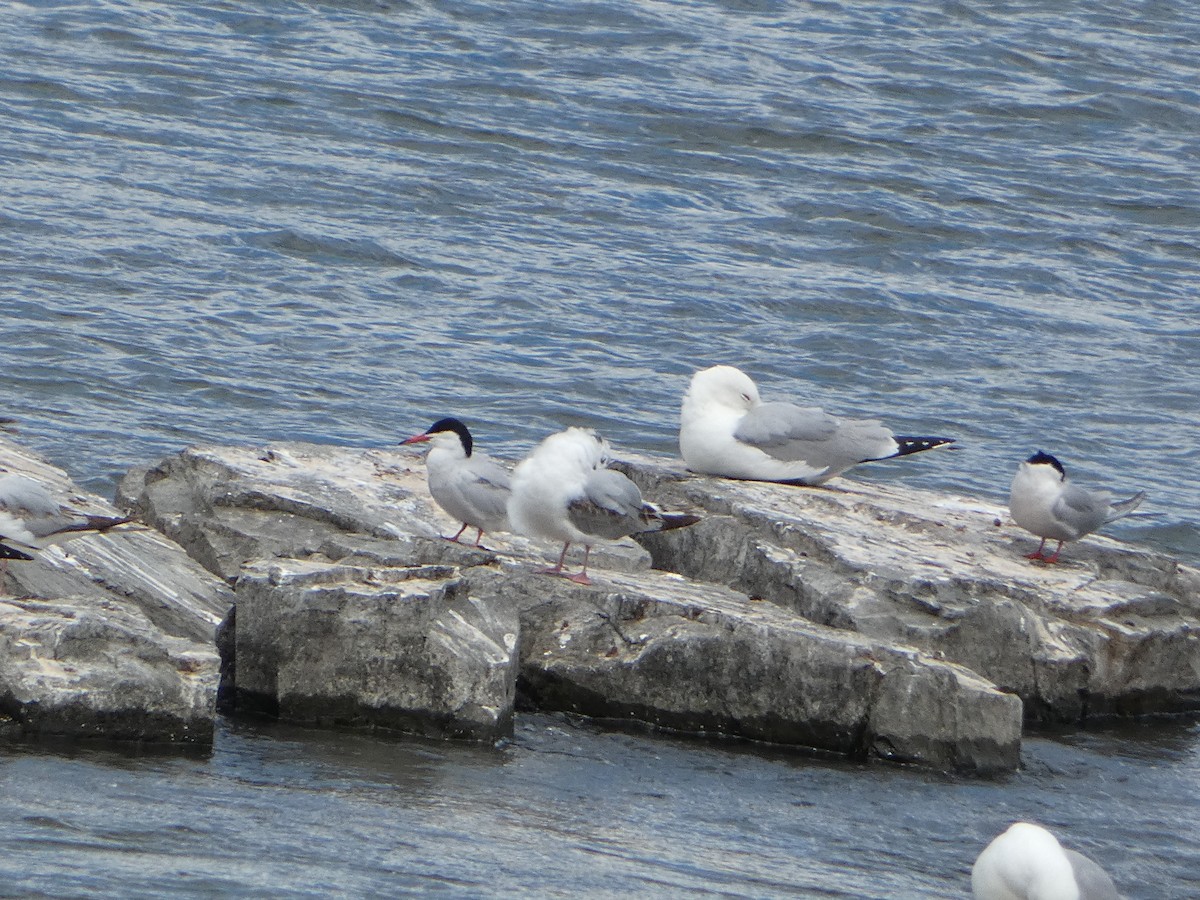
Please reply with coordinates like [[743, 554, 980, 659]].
[[972, 822, 1121, 900], [1009, 451, 1146, 563], [0, 473, 135, 586], [1, 473, 134, 547], [401, 418, 511, 547], [680, 365, 955, 485], [509, 427, 699, 585]]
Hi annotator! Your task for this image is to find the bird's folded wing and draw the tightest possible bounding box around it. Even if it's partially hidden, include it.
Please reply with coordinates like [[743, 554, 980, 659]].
[[567, 469, 642, 539], [467, 461, 513, 521], [1052, 486, 1109, 537], [734, 402, 840, 449]]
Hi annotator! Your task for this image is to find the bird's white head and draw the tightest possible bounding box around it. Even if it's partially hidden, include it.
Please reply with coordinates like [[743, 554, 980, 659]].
[[535, 426, 608, 472], [684, 365, 761, 416]]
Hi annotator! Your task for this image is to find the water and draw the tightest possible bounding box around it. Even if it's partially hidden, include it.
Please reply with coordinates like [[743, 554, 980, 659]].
[[2, 0, 1199, 895], [2, 715, 1198, 899]]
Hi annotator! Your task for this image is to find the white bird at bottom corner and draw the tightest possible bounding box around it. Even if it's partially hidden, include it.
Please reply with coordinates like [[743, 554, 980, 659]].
[[1008, 451, 1146, 564], [400, 417, 512, 549], [0, 473, 137, 591], [507, 426, 699, 586], [679, 365, 956, 486], [972, 821, 1121, 900]]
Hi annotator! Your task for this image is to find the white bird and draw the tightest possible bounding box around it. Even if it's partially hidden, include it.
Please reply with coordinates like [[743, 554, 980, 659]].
[[679, 365, 955, 485], [400, 418, 512, 548], [508, 427, 699, 585], [0, 473, 135, 588], [1008, 451, 1146, 564], [972, 821, 1121, 900]]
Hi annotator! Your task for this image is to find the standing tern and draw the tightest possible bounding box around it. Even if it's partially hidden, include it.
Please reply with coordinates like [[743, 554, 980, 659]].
[[400, 417, 511, 548], [679, 365, 955, 486], [1008, 451, 1146, 564], [0, 473, 136, 588], [972, 821, 1120, 900], [508, 427, 699, 585]]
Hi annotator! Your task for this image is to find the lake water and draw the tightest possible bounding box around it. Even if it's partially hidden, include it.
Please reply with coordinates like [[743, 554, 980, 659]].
[[2, 0, 1199, 896]]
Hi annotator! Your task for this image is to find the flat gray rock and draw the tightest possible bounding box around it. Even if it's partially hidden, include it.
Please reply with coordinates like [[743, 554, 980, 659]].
[[1, 436, 229, 749]]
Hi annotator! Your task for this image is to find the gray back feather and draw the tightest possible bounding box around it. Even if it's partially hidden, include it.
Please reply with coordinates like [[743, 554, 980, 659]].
[[0, 475, 61, 518], [1054, 484, 1110, 537], [567, 469, 643, 540], [734, 402, 839, 447], [1065, 849, 1121, 899]]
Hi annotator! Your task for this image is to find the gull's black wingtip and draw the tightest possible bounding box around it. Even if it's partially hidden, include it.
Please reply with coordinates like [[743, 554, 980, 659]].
[[893, 436, 957, 458]]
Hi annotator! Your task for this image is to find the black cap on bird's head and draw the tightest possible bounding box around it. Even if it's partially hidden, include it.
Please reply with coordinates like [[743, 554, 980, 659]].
[[1025, 450, 1065, 478], [400, 417, 473, 456]]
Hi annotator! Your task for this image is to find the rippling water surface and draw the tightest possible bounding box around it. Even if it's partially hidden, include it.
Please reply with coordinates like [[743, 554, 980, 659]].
[[3, 0, 1200, 895]]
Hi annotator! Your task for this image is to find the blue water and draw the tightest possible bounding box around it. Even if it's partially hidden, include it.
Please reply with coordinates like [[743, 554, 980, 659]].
[[3, 0, 1199, 895]]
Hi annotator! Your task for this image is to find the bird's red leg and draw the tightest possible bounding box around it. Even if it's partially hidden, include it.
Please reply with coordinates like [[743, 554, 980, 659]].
[[447, 523, 469, 543], [537, 543, 571, 576], [1025, 538, 1047, 561], [566, 545, 593, 585], [1044, 541, 1064, 564]]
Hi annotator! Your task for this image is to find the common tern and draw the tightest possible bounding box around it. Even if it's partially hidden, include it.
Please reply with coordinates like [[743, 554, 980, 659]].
[[0, 473, 136, 588], [1008, 451, 1145, 564], [508, 426, 699, 585], [972, 822, 1120, 900], [400, 417, 511, 548], [679, 365, 955, 485]]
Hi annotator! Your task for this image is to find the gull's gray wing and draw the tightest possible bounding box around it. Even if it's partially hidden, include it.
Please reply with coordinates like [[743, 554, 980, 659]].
[[1065, 849, 1121, 900], [567, 468, 643, 540], [734, 402, 840, 448], [734, 402, 899, 473]]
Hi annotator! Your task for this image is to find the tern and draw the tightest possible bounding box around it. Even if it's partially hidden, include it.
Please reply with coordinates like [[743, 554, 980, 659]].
[[400, 417, 512, 548], [972, 822, 1120, 900], [0, 473, 136, 589], [679, 365, 955, 485], [508, 426, 699, 585], [1008, 451, 1145, 564]]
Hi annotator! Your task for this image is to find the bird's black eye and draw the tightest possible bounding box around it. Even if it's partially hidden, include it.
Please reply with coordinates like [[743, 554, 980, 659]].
[[740, 393, 752, 404]]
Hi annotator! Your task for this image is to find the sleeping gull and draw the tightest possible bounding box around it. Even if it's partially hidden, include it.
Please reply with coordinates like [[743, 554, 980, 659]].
[[679, 365, 955, 485], [972, 821, 1120, 899], [508, 426, 699, 585], [1008, 451, 1145, 564], [400, 417, 511, 548]]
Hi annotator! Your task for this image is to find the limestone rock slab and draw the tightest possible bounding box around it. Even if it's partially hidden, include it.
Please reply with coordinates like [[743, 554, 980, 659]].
[[1, 436, 229, 748], [233, 559, 518, 741], [620, 454, 1200, 723]]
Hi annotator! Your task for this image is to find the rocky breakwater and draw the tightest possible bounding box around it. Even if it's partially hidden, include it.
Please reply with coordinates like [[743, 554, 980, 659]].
[[0, 436, 230, 748], [621, 454, 1200, 724], [121, 441, 1023, 774]]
